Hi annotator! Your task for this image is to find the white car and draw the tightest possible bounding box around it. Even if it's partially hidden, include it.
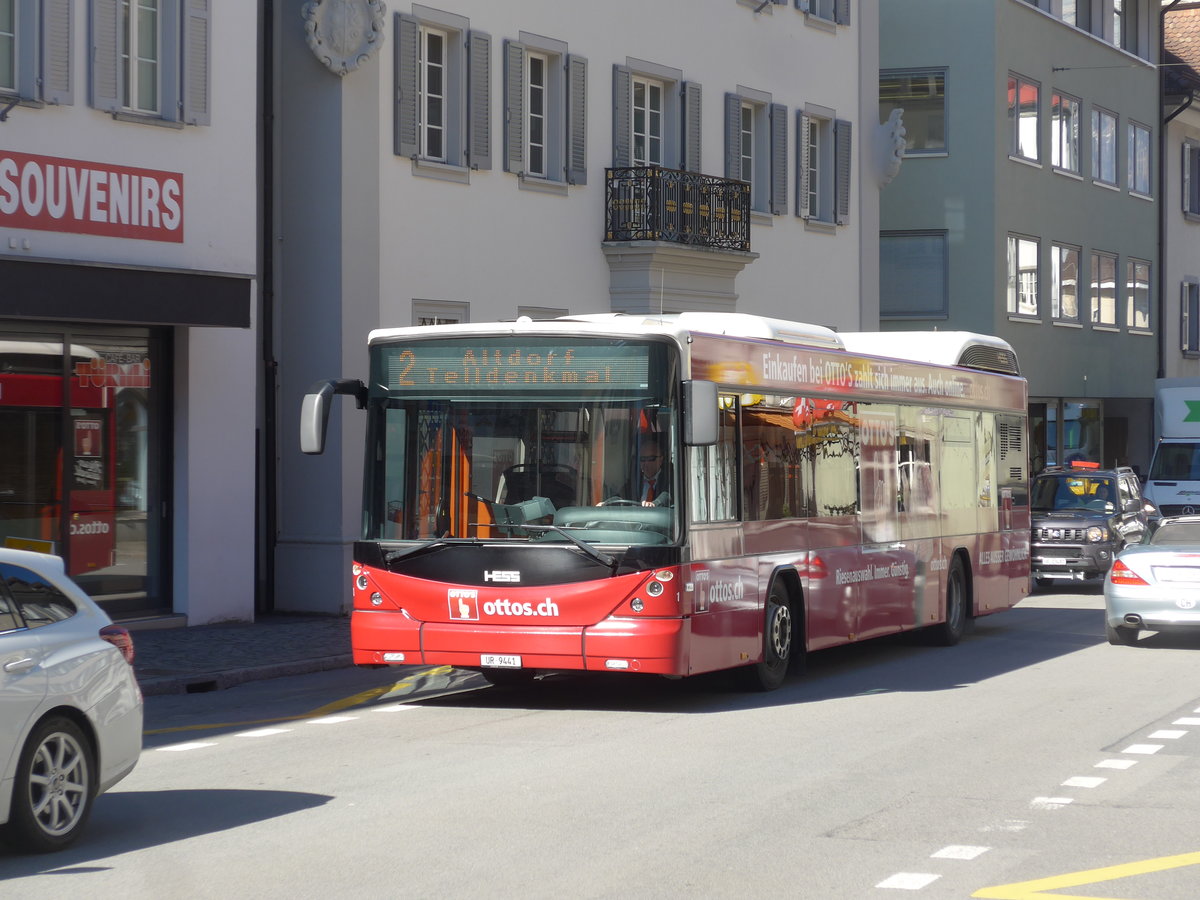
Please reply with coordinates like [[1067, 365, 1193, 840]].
[[1104, 516, 1200, 645], [0, 548, 143, 852]]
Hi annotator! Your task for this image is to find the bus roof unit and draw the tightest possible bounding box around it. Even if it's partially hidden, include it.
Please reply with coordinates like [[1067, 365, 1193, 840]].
[[838, 331, 1021, 376]]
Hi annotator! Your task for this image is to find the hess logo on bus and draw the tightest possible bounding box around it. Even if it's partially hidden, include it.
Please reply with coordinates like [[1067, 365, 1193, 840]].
[[484, 570, 521, 583]]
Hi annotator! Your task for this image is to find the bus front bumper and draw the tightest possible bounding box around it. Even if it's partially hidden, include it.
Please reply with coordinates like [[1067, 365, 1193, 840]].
[[351, 610, 689, 675]]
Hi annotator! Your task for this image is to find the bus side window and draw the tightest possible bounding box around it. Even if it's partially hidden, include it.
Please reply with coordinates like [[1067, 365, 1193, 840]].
[[690, 397, 737, 523]]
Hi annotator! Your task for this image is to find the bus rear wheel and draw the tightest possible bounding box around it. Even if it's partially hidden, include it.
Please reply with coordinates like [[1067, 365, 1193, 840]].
[[739, 582, 795, 692], [927, 556, 968, 647]]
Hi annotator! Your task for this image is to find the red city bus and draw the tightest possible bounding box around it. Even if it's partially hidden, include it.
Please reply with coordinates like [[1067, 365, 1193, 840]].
[[301, 313, 1029, 690], [0, 340, 117, 575]]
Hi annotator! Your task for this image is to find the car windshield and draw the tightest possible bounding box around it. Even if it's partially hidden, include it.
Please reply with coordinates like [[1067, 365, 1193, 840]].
[[1031, 474, 1116, 512], [1148, 521, 1200, 546]]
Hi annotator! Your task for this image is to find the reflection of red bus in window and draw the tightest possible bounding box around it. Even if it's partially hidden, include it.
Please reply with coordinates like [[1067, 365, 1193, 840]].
[[0, 341, 117, 575], [301, 313, 1029, 691]]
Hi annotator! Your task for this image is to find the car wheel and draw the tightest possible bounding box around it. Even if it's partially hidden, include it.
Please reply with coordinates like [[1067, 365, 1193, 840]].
[[739, 581, 797, 692], [1105, 622, 1139, 646], [2, 716, 95, 853], [926, 557, 968, 646]]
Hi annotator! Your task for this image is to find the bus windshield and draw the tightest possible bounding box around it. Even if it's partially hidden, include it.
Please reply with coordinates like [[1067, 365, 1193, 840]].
[[363, 336, 680, 546]]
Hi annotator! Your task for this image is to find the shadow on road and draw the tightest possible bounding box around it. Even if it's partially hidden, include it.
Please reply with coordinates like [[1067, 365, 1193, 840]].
[[412, 600, 1121, 714], [0, 789, 332, 874]]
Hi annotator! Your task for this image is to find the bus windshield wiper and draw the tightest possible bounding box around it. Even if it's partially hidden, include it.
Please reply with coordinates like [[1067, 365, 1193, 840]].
[[514, 524, 618, 572], [384, 538, 480, 564]]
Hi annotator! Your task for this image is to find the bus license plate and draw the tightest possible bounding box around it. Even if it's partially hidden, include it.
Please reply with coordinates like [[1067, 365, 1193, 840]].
[[481, 654, 521, 668]]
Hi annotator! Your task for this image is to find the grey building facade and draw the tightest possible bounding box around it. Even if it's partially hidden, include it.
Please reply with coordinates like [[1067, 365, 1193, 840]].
[[880, 0, 1159, 475]]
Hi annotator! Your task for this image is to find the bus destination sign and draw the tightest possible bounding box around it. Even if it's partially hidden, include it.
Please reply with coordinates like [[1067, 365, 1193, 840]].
[[380, 341, 651, 393]]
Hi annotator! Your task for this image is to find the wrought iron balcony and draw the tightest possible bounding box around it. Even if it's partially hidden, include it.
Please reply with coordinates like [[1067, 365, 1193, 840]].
[[604, 166, 751, 252]]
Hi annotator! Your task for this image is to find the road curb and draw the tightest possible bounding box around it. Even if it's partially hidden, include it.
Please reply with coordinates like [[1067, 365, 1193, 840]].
[[138, 653, 355, 696]]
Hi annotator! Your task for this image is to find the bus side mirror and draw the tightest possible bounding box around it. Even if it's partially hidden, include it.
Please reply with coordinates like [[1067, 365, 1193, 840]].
[[300, 379, 366, 455], [684, 380, 718, 446]]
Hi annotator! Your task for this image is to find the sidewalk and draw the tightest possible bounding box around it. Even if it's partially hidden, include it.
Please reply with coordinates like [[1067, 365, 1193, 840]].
[[127, 614, 355, 696]]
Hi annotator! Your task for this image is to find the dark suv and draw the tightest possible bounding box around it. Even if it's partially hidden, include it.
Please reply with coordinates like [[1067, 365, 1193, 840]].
[[1030, 463, 1149, 588]]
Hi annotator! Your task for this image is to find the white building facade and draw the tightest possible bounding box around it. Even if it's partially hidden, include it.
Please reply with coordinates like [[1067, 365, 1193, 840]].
[[0, 1, 259, 624], [272, 0, 884, 613]]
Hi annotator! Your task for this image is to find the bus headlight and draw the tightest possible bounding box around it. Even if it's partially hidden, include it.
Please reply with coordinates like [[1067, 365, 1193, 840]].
[[356, 574, 369, 590]]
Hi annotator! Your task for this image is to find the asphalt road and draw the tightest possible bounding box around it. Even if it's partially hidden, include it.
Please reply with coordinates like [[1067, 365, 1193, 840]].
[[5, 587, 1200, 898]]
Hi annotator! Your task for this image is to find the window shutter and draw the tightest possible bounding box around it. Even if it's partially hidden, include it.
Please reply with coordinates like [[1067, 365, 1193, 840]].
[[1184, 143, 1191, 213], [724, 92, 742, 181], [835, 0, 851, 25], [394, 13, 420, 158], [41, 0, 73, 104], [612, 65, 632, 167], [182, 0, 210, 125], [468, 31, 491, 170], [835, 118, 852, 225], [15, 0, 36, 100], [88, 0, 121, 111], [796, 112, 811, 219], [681, 81, 702, 172], [770, 102, 787, 215], [1183, 283, 1192, 353], [566, 54, 588, 185], [503, 40, 525, 174]]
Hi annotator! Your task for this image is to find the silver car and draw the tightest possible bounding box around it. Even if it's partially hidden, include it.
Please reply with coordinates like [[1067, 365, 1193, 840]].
[[1104, 516, 1200, 646], [0, 549, 143, 852]]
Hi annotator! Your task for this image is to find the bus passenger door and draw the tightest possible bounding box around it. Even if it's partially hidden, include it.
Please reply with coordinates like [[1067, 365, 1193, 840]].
[[857, 405, 915, 640]]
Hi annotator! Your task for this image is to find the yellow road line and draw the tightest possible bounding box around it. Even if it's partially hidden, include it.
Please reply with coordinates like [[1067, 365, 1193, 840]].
[[142, 668, 453, 736], [973, 849, 1200, 899]]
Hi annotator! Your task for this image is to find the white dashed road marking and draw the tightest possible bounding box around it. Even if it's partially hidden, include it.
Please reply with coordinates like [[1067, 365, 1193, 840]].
[[1096, 758, 1137, 769], [235, 728, 293, 738], [931, 845, 989, 860], [876, 872, 941, 890], [155, 742, 218, 752], [1122, 743, 1164, 754], [1149, 729, 1187, 740], [1061, 776, 1106, 788], [1030, 797, 1074, 810]]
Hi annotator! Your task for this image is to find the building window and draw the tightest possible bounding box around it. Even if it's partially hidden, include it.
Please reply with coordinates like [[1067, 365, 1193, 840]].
[[1115, 0, 1139, 54], [419, 27, 446, 161], [504, 38, 585, 185], [881, 231, 948, 318], [4, 0, 73, 106], [395, 12, 490, 171], [633, 75, 664, 166], [1184, 141, 1200, 216], [89, 0, 208, 124], [1091, 107, 1117, 186], [1051, 91, 1081, 174], [413, 300, 469, 326], [1062, 0, 1091, 31], [1007, 73, 1039, 162], [726, 91, 787, 215], [613, 62, 699, 173], [797, 108, 850, 224], [1091, 251, 1117, 326], [1183, 281, 1200, 355], [798, 0, 850, 24], [0, 0, 13, 92], [121, 0, 159, 114], [1126, 259, 1150, 330], [1007, 235, 1039, 317], [1128, 121, 1151, 196], [879, 70, 945, 156], [1052, 244, 1080, 323]]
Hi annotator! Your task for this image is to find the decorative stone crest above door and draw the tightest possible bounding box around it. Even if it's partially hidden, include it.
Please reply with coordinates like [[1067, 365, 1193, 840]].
[[302, 0, 387, 77]]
